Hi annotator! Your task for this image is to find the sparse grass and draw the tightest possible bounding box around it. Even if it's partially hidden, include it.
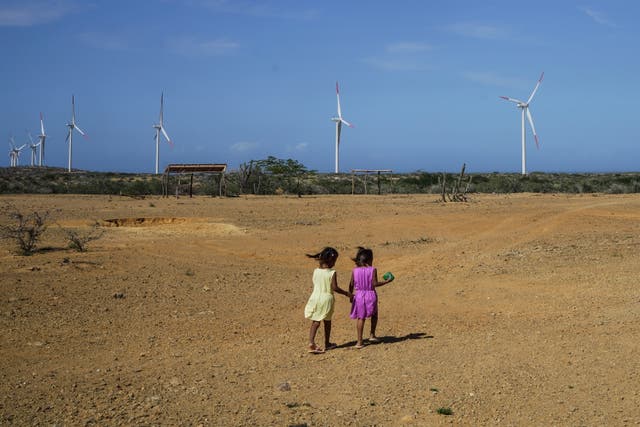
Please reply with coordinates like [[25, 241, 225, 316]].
[[437, 407, 453, 416]]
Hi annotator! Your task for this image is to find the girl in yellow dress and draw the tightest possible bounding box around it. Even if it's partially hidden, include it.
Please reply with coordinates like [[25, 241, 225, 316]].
[[304, 247, 351, 354]]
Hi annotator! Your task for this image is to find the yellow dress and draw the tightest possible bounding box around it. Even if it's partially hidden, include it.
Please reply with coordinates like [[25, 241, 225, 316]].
[[304, 268, 336, 321]]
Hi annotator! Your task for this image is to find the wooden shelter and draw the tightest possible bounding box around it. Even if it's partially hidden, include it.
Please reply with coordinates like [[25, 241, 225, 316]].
[[350, 169, 393, 195], [162, 163, 227, 198]]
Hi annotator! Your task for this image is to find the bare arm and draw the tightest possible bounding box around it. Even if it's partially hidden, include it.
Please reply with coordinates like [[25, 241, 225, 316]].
[[331, 272, 351, 298], [372, 268, 394, 287]]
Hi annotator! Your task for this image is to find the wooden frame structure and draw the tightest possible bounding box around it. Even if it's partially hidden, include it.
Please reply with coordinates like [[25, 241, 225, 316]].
[[350, 169, 393, 195], [162, 163, 227, 198]]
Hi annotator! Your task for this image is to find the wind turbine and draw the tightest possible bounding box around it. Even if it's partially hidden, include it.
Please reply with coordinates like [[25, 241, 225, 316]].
[[153, 92, 172, 174], [66, 95, 88, 172], [8, 136, 26, 167], [330, 81, 353, 173], [38, 113, 47, 166], [500, 72, 544, 175], [26, 131, 40, 166]]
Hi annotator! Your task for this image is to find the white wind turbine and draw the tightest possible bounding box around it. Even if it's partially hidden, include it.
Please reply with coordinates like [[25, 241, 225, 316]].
[[26, 131, 40, 166], [38, 113, 47, 166], [330, 81, 353, 173], [153, 92, 172, 174], [9, 136, 26, 167], [66, 95, 88, 172], [500, 72, 544, 175]]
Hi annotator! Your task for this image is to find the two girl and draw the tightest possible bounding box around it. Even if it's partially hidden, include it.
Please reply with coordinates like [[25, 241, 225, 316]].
[[304, 246, 394, 353]]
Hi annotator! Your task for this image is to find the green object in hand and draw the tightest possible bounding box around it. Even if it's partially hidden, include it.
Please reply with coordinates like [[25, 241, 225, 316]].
[[383, 272, 394, 281]]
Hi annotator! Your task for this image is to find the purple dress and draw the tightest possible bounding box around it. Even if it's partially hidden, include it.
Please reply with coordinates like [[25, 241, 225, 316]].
[[350, 266, 378, 319]]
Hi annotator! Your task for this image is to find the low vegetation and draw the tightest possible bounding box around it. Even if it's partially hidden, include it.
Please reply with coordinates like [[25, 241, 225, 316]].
[[2, 163, 640, 196], [0, 204, 50, 255]]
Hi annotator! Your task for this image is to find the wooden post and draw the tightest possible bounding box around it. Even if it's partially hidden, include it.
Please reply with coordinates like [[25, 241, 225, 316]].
[[377, 171, 381, 195], [351, 172, 355, 195], [364, 174, 368, 195], [189, 173, 194, 198]]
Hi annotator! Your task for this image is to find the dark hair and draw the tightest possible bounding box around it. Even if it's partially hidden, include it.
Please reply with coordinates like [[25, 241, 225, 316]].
[[352, 246, 373, 267], [306, 247, 339, 263]]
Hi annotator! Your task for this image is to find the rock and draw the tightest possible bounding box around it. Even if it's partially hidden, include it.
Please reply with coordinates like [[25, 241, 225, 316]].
[[278, 381, 291, 391], [169, 377, 182, 387]]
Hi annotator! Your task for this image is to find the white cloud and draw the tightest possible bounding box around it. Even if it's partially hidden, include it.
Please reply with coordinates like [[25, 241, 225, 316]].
[[167, 36, 240, 57], [0, 0, 73, 26], [230, 141, 259, 152], [385, 42, 432, 54], [194, 0, 318, 20], [447, 22, 508, 39], [363, 57, 432, 72], [580, 7, 616, 27]]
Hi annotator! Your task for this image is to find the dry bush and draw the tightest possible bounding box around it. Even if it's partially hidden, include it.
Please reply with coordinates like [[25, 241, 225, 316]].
[[0, 204, 50, 255], [61, 222, 104, 252]]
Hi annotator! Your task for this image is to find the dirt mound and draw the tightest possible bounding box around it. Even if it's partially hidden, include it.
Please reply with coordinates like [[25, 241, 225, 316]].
[[101, 217, 187, 227]]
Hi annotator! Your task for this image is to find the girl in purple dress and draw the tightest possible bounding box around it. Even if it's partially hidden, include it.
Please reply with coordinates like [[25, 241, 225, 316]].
[[348, 247, 394, 348]]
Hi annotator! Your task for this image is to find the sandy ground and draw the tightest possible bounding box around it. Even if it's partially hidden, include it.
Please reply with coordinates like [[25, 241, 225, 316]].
[[1, 193, 640, 426]]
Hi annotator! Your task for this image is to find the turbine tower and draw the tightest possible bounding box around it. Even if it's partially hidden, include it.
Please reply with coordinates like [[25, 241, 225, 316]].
[[66, 95, 88, 172], [330, 81, 353, 173], [38, 113, 47, 166], [27, 131, 40, 166], [500, 72, 544, 175], [153, 92, 172, 174]]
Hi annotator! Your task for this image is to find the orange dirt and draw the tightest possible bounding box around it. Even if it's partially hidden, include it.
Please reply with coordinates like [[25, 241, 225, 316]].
[[1, 193, 640, 425]]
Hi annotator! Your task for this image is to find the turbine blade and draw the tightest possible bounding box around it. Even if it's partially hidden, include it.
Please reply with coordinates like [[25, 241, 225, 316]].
[[341, 118, 354, 128], [526, 108, 539, 149], [526, 72, 544, 104], [72, 95, 76, 123], [160, 92, 164, 124], [40, 112, 45, 134], [499, 96, 523, 104], [161, 126, 172, 145], [336, 91, 342, 118], [74, 125, 87, 138]]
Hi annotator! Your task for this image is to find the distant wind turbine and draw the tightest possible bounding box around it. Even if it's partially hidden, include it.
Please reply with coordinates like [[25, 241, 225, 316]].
[[330, 82, 353, 174], [153, 92, 172, 174], [8, 136, 26, 167], [66, 95, 88, 172], [38, 113, 47, 166], [500, 72, 544, 175], [26, 130, 40, 166]]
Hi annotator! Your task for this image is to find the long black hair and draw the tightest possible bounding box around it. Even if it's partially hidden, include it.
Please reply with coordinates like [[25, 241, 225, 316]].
[[306, 247, 339, 263]]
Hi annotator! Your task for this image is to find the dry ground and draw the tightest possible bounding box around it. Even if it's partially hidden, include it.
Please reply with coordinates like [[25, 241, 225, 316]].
[[1, 193, 640, 426]]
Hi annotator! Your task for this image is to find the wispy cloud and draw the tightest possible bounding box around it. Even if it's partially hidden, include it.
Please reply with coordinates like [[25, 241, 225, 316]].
[[0, 0, 73, 26], [230, 141, 259, 153], [363, 57, 432, 72], [580, 6, 616, 27], [194, 0, 318, 20], [166, 36, 240, 57], [447, 22, 508, 39], [79, 32, 130, 51], [364, 40, 433, 72], [385, 42, 432, 54], [462, 71, 528, 89], [286, 142, 308, 153]]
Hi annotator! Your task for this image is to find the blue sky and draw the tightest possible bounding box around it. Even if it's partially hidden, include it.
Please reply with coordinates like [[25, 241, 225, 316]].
[[1, 0, 638, 173]]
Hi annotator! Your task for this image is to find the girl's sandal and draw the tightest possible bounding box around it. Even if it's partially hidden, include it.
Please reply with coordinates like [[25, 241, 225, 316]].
[[308, 344, 325, 354]]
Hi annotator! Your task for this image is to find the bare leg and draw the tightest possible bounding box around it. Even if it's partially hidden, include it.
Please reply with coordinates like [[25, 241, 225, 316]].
[[356, 318, 365, 347], [309, 321, 321, 348], [370, 313, 378, 339], [323, 320, 332, 348]]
